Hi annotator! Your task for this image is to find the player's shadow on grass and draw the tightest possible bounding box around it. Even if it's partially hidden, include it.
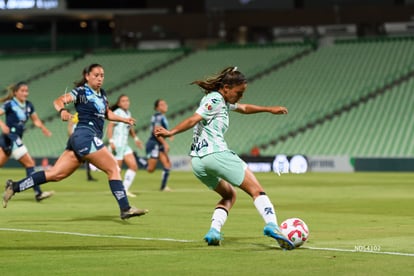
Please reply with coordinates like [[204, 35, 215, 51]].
[[224, 236, 291, 251], [67, 216, 138, 224], [13, 199, 139, 224]]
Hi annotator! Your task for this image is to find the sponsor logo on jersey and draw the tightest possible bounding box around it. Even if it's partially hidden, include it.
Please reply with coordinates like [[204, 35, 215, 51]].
[[94, 137, 103, 146]]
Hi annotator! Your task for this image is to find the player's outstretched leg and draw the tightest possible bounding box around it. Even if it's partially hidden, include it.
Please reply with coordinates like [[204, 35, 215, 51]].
[[264, 222, 295, 250]]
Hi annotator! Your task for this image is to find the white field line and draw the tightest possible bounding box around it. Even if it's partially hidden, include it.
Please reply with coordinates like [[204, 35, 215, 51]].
[[1, 227, 413, 257], [304, 246, 414, 257], [0, 227, 194, 243]]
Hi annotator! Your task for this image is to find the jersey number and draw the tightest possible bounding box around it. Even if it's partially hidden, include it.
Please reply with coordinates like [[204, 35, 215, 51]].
[[191, 138, 208, 152]]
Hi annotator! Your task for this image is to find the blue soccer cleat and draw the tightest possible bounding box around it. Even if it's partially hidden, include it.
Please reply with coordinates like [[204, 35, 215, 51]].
[[264, 222, 295, 250], [204, 228, 222, 246]]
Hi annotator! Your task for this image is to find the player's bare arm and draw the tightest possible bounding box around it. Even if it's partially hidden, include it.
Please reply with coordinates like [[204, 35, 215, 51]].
[[107, 109, 136, 125], [235, 103, 288, 115], [155, 113, 203, 137], [53, 93, 74, 121]]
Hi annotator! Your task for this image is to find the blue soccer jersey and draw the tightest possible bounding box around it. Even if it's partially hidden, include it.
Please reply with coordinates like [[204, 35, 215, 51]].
[[70, 84, 108, 138], [148, 112, 169, 144], [0, 98, 35, 138]]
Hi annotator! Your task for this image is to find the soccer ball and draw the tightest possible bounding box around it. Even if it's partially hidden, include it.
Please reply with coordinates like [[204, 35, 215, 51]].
[[280, 218, 309, 248]]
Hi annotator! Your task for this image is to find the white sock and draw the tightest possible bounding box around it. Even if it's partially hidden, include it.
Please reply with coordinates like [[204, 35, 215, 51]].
[[254, 195, 277, 225], [123, 169, 136, 192], [210, 208, 228, 232]]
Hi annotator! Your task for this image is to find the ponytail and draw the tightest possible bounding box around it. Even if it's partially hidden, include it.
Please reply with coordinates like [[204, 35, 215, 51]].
[[191, 66, 247, 94]]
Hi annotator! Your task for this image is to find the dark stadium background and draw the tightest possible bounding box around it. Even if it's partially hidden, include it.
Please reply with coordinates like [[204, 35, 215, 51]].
[[1, 0, 414, 51]]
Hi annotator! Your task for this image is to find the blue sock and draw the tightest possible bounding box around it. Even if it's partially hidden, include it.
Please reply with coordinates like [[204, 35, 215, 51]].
[[14, 171, 47, 193], [160, 168, 170, 190], [109, 180, 130, 211], [27, 167, 42, 195], [26, 167, 35, 176]]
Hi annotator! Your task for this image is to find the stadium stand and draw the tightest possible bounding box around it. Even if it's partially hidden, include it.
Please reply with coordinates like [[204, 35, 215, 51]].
[[24, 49, 188, 119], [10, 38, 414, 158], [16, 49, 189, 157], [260, 76, 414, 157], [226, 37, 414, 156], [0, 52, 78, 94]]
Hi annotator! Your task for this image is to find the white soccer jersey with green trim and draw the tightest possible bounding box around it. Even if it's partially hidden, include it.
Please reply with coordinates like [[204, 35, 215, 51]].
[[112, 108, 131, 146], [190, 91, 237, 157]]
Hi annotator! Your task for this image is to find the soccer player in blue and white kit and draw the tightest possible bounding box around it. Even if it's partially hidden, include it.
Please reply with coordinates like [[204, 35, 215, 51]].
[[145, 99, 172, 191], [0, 82, 54, 202], [3, 64, 148, 220], [107, 94, 143, 197], [155, 66, 295, 250]]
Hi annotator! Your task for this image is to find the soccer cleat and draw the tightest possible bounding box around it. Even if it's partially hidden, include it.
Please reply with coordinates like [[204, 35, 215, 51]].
[[120, 206, 148, 220], [126, 191, 137, 198], [3, 179, 15, 208], [264, 222, 295, 250], [35, 191, 55, 202], [161, 186, 172, 192], [204, 228, 222, 246]]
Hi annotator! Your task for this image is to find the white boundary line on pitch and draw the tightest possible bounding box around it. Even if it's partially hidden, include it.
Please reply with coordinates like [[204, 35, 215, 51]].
[[0, 227, 194, 243], [1, 228, 413, 257], [304, 246, 414, 257]]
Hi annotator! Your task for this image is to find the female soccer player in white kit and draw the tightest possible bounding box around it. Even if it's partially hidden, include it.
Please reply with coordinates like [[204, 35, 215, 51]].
[[155, 66, 294, 250], [107, 94, 143, 197]]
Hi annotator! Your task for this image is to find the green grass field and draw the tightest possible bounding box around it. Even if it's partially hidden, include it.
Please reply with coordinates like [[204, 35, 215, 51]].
[[0, 169, 413, 275]]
